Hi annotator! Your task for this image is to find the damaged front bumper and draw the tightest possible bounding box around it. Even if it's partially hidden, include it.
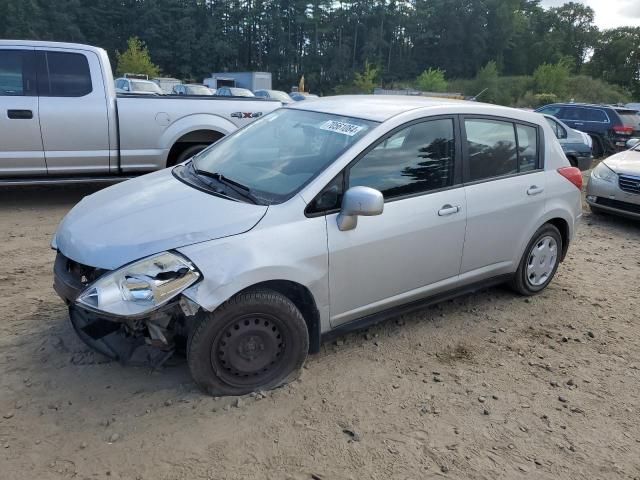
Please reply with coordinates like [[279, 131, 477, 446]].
[[53, 252, 200, 367]]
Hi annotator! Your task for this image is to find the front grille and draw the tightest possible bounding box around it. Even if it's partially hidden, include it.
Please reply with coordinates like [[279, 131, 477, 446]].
[[595, 197, 640, 214], [619, 175, 640, 195]]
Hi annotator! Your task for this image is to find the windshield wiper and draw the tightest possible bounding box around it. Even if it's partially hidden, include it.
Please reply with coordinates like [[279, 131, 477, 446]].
[[193, 168, 260, 205]]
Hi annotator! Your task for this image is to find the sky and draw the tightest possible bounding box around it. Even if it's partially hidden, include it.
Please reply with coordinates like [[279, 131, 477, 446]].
[[541, 0, 640, 29]]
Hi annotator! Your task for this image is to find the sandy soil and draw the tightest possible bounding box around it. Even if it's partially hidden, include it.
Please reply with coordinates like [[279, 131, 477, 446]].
[[0, 181, 639, 480]]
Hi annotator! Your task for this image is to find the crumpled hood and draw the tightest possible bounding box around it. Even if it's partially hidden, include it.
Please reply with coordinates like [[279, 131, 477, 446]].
[[55, 168, 268, 270], [605, 149, 640, 176]]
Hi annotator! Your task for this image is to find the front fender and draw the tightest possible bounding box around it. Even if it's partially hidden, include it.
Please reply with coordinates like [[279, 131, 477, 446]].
[[177, 198, 331, 332]]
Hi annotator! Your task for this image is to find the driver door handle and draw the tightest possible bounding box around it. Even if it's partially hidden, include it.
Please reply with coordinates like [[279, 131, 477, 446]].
[[438, 204, 460, 216], [527, 185, 544, 196]]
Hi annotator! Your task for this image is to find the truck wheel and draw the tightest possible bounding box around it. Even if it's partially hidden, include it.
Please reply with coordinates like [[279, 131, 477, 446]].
[[509, 224, 562, 296], [187, 289, 309, 396], [173, 144, 208, 166]]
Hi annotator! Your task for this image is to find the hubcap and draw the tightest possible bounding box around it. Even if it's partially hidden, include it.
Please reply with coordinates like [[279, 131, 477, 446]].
[[212, 314, 285, 387], [526, 235, 558, 287]]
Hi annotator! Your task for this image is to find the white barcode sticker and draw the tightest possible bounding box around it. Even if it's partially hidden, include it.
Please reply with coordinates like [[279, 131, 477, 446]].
[[319, 120, 364, 136]]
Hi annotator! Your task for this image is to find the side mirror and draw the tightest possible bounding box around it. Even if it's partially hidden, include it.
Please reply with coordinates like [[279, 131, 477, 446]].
[[337, 186, 384, 231], [627, 138, 639, 149]]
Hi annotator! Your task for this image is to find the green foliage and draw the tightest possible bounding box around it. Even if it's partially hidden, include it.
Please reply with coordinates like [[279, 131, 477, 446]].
[[0, 0, 635, 98], [416, 68, 448, 92], [352, 62, 379, 94], [589, 27, 640, 98], [116, 37, 160, 78], [533, 59, 571, 97]]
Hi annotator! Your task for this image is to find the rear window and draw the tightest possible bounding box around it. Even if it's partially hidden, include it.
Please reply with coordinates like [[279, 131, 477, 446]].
[[617, 110, 640, 130], [465, 118, 539, 181], [38, 51, 92, 97]]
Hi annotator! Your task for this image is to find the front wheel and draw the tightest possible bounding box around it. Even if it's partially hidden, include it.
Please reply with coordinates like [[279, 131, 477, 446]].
[[187, 289, 309, 396], [510, 224, 562, 296]]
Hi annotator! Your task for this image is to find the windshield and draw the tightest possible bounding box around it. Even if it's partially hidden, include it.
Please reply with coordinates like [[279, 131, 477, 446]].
[[132, 81, 161, 93], [231, 88, 254, 97], [268, 90, 293, 102], [193, 109, 377, 204], [186, 85, 212, 95]]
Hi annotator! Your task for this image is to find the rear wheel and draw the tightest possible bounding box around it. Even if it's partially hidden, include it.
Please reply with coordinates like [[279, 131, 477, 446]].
[[510, 224, 562, 296], [187, 289, 309, 396], [590, 135, 603, 158]]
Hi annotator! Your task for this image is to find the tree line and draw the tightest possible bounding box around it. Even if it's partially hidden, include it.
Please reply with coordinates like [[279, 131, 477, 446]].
[[1, 0, 638, 101]]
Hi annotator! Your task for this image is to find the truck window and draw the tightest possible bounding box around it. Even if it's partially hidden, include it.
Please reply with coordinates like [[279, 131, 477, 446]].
[[0, 50, 36, 96], [37, 51, 92, 97]]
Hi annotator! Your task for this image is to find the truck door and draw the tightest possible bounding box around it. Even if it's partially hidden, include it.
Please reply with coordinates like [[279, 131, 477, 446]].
[[0, 48, 46, 177], [35, 49, 111, 174]]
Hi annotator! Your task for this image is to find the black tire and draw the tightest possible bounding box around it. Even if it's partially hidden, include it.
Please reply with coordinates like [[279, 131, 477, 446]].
[[187, 289, 309, 396], [509, 224, 563, 296], [171, 143, 208, 167], [590, 135, 603, 158]]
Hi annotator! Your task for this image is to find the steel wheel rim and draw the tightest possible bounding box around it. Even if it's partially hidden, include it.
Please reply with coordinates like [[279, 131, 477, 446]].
[[526, 235, 558, 287], [211, 313, 287, 388]]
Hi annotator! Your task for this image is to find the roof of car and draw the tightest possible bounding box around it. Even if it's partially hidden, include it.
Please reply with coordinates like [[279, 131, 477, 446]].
[[286, 95, 539, 123], [545, 102, 615, 110]]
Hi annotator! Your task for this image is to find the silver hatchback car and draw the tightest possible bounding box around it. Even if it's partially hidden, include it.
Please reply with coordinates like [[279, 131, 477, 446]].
[[52, 96, 582, 396]]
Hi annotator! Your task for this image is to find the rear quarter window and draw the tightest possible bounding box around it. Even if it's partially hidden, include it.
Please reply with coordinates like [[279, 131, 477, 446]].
[[37, 51, 92, 97]]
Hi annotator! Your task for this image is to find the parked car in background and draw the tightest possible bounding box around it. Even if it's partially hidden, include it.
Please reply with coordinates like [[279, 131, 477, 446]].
[[172, 84, 214, 96], [115, 77, 164, 95], [543, 114, 593, 171], [254, 89, 294, 103], [215, 86, 255, 97], [536, 103, 638, 157], [587, 139, 640, 219], [0, 40, 281, 184], [52, 95, 582, 395], [290, 92, 319, 101], [625, 103, 640, 112], [152, 77, 181, 95]]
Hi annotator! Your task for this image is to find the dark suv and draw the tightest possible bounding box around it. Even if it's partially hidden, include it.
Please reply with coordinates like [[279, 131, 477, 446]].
[[536, 103, 640, 157]]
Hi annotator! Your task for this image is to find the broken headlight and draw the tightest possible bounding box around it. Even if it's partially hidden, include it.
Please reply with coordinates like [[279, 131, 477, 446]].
[[77, 252, 200, 317]]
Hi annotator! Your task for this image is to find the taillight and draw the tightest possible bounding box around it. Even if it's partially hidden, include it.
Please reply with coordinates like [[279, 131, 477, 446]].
[[613, 125, 633, 136], [557, 166, 583, 190]]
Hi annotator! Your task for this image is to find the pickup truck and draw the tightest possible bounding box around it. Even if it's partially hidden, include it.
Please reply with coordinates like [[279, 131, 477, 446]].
[[0, 40, 281, 185]]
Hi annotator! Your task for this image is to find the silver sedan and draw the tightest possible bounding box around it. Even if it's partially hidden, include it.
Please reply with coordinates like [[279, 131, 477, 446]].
[[586, 139, 640, 219]]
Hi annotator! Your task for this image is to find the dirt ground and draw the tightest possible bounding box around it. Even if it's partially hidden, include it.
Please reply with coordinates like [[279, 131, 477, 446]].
[[0, 179, 639, 480]]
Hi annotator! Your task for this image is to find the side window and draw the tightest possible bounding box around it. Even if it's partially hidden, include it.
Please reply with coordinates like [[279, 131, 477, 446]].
[[545, 117, 566, 139], [561, 107, 581, 121], [307, 172, 344, 214], [465, 119, 517, 181], [585, 108, 608, 123], [37, 51, 92, 97], [538, 106, 562, 117], [516, 125, 539, 172], [0, 50, 36, 96], [349, 118, 455, 200]]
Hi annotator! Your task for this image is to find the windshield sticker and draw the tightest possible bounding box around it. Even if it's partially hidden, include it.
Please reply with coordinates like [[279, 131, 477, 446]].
[[319, 120, 364, 136]]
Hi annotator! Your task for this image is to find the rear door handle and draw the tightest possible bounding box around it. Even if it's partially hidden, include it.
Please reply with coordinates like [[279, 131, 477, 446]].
[[527, 185, 544, 196], [438, 204, 460, 216], [7, 109, 33, 120]]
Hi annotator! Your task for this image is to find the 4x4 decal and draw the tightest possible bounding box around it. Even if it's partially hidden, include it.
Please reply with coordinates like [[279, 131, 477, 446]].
[[231, 112, 263, 119]]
